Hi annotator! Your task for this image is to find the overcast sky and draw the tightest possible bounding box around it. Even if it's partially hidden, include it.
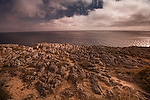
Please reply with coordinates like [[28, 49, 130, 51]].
[[0, 0, 150, 32]]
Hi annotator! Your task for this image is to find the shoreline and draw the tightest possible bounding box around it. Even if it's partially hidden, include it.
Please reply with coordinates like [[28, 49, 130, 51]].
[[0, 43, 150, 100], [0, 43, 150, 48]]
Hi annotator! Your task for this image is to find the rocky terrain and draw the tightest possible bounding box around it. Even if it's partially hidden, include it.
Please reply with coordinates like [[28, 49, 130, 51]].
[[0, 43, 150, 100]]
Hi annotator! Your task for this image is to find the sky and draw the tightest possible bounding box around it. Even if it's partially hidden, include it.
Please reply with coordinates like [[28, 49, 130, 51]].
[[0, 0, 150, 32]]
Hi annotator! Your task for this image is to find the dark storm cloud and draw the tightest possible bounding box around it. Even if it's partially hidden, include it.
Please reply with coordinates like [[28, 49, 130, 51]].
[[0, 0, 102, 31], [0, 0, 102, 20], [0, 0, 13, 20]]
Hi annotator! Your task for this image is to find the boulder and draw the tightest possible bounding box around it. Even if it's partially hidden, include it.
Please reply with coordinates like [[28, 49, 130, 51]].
[[76, 84, 89, 99], [49, 86, 55, 94], [32, 52, 38, 58], [35, 81, 46, 97], [110, 79, 122, 86], [40, 67, 45, 72], [113, 86, 122, 91], [77, 67, 86, 78], [47, 73, 54, 83], [106, 90, 114, 98], [60, 88, 74, 98], [123, 86, 134, 92], [100, 54, 117, 67], [90, 74, 103, 95], [40, 77, 47, 83], [49, 76, 62, 88], [42, 83, 49, 90], [117, 73, 134, 82], [79, 61, 95, 70], [48, 62, 58, 73], [56, 66, 66, 77], [97, 75, 111, 86], [101, 72, 111, 78], [88, 67, 100, 73], [94, 58, 100, 64], [68, 67, 78, 83]]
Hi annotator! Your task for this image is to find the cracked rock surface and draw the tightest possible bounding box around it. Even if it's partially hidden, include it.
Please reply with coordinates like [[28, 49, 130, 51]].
[[0, 43, 150, 100]]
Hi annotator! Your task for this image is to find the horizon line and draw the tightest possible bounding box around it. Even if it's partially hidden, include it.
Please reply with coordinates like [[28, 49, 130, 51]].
[[1, 30, 150, 33]]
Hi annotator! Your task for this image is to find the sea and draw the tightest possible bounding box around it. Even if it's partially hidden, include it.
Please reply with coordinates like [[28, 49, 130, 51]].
[[0, 31, 150, 47]]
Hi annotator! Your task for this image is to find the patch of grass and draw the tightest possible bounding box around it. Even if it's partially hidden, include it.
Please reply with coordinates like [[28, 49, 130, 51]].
[[3, 63, 8, 67], [54, 52, 58, 55], [63, 54, 68, 58], [0, 86, 11, 100], [105, 51, 109, 54]]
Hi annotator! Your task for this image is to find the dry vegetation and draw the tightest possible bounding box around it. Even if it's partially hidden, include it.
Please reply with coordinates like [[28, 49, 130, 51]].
[[0, 85, 10, 100], [114, 65, 150, 94]]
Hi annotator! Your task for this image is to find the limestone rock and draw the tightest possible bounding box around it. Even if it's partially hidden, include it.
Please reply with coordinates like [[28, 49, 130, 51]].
[[49, 75, 62, 88], [97, 75, 111, 86], [35, 81, 47, 97], [110, 79, 122, 86], [48, 62, 57, 73], [60, 88, 74, 98], [106, 90, 114, 98], [56, 66, 66, 77], [90, 73, 103, 95], [117, 73, 134, 82]]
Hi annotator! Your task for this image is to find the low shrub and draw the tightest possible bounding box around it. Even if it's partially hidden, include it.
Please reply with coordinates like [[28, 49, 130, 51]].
[[114, 66, 150, 93], [133, 66, 150, 93], [0, 86, 10, 100]]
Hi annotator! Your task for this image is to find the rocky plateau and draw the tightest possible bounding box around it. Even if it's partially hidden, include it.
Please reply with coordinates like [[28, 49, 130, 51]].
[[0, 43, 150, 100]]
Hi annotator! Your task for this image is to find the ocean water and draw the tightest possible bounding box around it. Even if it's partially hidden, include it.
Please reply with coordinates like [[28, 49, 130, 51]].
[[0, 31, 150, 47]]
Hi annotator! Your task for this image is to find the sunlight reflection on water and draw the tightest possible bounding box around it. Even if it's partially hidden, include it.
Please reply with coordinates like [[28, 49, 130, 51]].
[[0, 31, 150, 47], [132, 37, 150, 47]]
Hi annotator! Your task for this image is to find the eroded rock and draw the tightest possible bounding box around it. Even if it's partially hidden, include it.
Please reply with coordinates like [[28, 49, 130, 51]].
[[60, 88, 74, 98], [90, 73, 103, 95], [48, 62, 57, 73], [97, 75, 111, 86], [35, 81, 47, 97]]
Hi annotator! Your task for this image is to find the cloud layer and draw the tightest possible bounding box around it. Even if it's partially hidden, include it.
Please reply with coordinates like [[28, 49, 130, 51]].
[[13, 0, 45, 18], [36, 0, 150, 30], [0, 0, 150, 31]]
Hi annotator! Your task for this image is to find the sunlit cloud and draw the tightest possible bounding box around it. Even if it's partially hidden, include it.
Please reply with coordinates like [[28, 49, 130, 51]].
[[35, 0, 150, 31]]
